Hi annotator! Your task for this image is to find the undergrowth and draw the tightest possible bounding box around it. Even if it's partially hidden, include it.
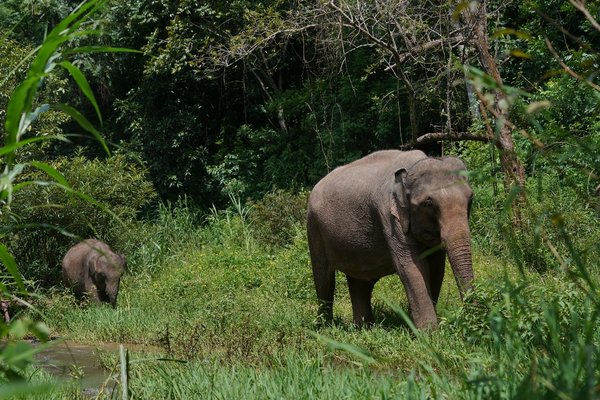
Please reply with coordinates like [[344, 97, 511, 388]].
[[32, 196, 600, 399]]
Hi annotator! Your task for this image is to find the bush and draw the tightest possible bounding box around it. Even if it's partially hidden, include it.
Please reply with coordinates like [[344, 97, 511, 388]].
[[249, 190, 309, 248], [5, 154, 157, 285], [460, 148, 600, 273], [444, 274, 597, 399], [448, 275, 585, 345]]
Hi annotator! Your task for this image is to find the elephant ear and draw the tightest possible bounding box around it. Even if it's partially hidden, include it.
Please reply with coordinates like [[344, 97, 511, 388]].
[[89, 253, 103, 282], [90, 247, 110, 275], [391, 168, 411, 235]]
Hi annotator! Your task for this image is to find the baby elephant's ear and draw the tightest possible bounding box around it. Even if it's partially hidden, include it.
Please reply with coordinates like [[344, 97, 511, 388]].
[[90, 255, 103, 277], [120, 254, 127, 269], [391, 168, 410, 234]]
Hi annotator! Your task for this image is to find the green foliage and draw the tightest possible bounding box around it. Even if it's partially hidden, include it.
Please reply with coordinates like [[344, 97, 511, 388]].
[[6, 154, 156, 285], [0, 0, 136, 392], [250, 189, 308, 248], [115, 199, 204, 276], [0, 0, 73, 44], [34, 196, 599, 398], [444, 275, 597, 399], [449, 276, 585, 345], [465, 168, 600, 273]]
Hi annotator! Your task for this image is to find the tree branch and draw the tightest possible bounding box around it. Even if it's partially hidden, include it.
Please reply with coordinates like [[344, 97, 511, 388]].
[[399, 131, 490, 149], [569, 0, 600, 32], [545, 37, 600, 92]]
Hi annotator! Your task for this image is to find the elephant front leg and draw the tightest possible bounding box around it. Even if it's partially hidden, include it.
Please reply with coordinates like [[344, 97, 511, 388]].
[[85, 282, 102, 305], [403, 266, 438, 329], [427, 250, 446, 306], [392, 247, 438, 330], [346, 275, 378, 327]]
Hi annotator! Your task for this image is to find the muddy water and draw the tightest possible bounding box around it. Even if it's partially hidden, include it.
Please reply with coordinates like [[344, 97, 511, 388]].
[[34, 341, 142, 397]]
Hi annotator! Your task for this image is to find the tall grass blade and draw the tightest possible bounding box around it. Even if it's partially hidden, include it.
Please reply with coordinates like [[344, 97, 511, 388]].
[[45, 0, 102, 40], [53, 104, 109, 154], [0, 136, 68, 157], [29, 161, 71, 188], [310, 332, 378, 365], [0, 244, 25, 292], [64, 46, 143, 55], [4, 76, 41, 146], [59, 61, 102, 124]]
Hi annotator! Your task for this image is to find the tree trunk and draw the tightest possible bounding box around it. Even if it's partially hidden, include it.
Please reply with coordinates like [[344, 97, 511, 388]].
[[463, 0, 526, 223]]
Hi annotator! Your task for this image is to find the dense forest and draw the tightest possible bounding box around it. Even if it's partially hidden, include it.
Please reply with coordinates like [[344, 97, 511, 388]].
[[1, 0, 596, 204], [0, 0, 599, 398]]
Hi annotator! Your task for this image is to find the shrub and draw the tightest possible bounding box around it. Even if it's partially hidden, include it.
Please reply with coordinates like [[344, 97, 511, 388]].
[[250, 190, 309, 248], [5, 154, 157, 285], [447, 275, 585, 345], [467, 170, 600, 273]]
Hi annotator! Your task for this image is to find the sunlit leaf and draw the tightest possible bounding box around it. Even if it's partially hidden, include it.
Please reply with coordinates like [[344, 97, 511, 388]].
[[492, 28, 532, 40], [527, 100, 552, 114], [18, 104, 50, 135], [510, 49, 532, 60], [452, 1, 470, 21]]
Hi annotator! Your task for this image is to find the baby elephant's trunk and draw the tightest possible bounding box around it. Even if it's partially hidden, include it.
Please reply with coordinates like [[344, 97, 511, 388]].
[[106, 280, 121, 308]]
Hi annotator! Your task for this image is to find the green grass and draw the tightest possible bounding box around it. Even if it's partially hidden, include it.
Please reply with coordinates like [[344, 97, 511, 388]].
[[29, 203, 600, 399]]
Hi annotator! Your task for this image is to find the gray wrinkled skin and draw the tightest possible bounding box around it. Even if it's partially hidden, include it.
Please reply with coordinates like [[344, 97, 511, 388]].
[[62, 239, 126, 308], [307, 150, 474, 329]]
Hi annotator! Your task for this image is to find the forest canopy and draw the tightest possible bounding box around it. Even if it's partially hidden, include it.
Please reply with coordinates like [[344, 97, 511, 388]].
[[0, 0, 598, 207]]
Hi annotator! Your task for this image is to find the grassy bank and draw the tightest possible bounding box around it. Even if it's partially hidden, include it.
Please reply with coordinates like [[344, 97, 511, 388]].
[[28, 197, 599, 399]]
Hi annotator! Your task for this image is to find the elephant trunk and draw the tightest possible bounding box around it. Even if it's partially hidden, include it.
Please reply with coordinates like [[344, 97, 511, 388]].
[[106, 280, 120, 308], [441, 222, 474, 299]]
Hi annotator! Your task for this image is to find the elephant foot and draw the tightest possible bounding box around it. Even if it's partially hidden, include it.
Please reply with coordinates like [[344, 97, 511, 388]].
[[315, 301, 334, 328]]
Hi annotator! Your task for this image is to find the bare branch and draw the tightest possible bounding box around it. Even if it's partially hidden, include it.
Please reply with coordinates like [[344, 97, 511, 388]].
[[569, 0, 600, 32], [399, 131, 490, 149], [383, 36, 464, 70], [544, 37, 600, 92]]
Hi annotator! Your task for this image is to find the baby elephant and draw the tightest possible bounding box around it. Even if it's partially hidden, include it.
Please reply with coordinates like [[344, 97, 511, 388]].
[[62, 239, 126, 307]]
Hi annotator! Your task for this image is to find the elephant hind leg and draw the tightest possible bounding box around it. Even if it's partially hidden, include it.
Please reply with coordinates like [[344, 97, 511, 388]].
[[308, 222, 335, 325], [314, 267, 335, 326], [346, 275, 378, 327]]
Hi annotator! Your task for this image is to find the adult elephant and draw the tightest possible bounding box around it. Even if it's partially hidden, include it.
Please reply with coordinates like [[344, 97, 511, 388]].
[[307, 150, 474, 330]]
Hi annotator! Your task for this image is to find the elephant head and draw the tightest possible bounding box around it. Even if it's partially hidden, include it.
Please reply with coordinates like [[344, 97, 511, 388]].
[[91, 251, 126, 307], [393, 157, 474, 297]]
